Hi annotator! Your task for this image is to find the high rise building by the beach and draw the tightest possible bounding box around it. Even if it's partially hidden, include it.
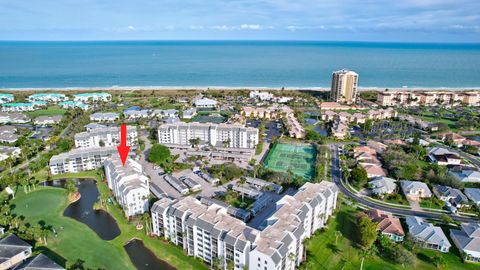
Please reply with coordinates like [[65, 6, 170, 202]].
[[330, 69, 359, 104]]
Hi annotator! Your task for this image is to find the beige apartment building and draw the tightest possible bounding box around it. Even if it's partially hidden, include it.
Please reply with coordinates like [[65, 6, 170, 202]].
[[377, 90, 480, 107], [330, 69, 359, 104]]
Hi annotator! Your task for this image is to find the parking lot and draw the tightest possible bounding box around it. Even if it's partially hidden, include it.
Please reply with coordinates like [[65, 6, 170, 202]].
[[246, 119, 283, 142]]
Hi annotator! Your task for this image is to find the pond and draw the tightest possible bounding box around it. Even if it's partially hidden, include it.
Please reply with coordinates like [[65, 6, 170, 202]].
[[305, 117, 328, 136], [44, 179, 121, 240], [124, 239, 177, 270]]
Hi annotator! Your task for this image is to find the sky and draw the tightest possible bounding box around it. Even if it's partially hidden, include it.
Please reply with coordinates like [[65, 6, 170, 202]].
[[0, 0, 479, 42]]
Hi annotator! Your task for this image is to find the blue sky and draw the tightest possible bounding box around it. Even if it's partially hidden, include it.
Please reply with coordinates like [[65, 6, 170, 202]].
[[0, 0, 479, 42]]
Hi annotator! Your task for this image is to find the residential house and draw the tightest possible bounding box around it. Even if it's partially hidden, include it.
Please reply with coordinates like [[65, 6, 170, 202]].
[[0, 234, 32, 270], [450, 169, 480, 183], [16, 254, 65, 270], [368, 176, 397, 196], [428, 147, 462, 166], [366, 209, 404, 242], [450, 223, 480, 262], [464, 188, 480, 206], [406, 216, 451, 252], [400, 181, 432, 200], [432, 185, 468, 208]]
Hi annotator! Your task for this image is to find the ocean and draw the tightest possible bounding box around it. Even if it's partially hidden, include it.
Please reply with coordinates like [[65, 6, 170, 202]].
[[0, 40, 479, 89]]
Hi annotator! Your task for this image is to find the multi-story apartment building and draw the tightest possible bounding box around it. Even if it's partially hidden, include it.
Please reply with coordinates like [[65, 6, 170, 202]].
[[27, 93, 68, 103], [158, 122, 258, 149], [1, 102, 46, 112], [377, 90, 480, 107], [90, 112, 119, 122], [49, 147, 117, 175], [151, 181, 338, 270], [73, 92, 112, 103], [104, 157, 150, 217], [0, 112, 29, 124], [0, 93, 14, 104], [74, 126, 137, 148], [330, 69, 359, 104]]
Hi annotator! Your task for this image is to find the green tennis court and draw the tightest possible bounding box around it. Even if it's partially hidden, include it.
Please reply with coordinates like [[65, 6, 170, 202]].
[[263, 142, 317, 181]]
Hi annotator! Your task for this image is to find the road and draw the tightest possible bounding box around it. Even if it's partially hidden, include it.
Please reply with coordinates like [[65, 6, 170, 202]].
[[4, 117, 75, 176], [330, 144, 479, 223]]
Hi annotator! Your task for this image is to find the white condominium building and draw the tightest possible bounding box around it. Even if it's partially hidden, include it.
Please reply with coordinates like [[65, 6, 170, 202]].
[[330, 69, 359, 104], [27, 93, 68, 103], [249, 91, 274, 101], [377, 90, 480, 107], [151, 181, 338, 270], [74, 126, 137, 148], [0, 112, 29, 124], [49, 147, 117, 175], [104, 157, 150, 217], [158, 122, 258, 149], [90, 112, 119, 122], [73, 92, 112, 103], [0, 93, 14, 104]]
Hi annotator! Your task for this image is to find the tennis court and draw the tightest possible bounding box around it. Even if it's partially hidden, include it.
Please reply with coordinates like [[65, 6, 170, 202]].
[[263, 142, 317, 180]]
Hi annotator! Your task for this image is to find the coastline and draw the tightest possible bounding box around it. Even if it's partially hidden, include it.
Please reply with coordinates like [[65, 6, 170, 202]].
[[1, 86, 480, 92]]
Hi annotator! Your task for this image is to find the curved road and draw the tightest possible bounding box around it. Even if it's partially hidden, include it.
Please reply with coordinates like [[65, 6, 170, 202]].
[[329, 145, 479, 223]]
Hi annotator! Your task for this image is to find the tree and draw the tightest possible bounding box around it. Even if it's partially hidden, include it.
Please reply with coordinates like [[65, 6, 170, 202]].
[[189, 137, 200, 148], [432, 255, 445, 269], [440, 214, 454, 224], [350, 166, 369, 188], [57, 137, 74, 152], [65, 179, 77, 195], [141, 213, 152, 235], [357, 213, 378, 250], [148, 144, 171, 165]]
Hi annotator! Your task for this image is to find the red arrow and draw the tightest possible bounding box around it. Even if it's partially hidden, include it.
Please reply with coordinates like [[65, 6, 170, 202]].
[[117, 124, 130, 166]]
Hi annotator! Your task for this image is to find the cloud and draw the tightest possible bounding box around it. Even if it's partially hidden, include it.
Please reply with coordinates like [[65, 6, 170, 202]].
[[126, 26, 135, 31], [240, 24, 261, 30], [211, 24, 272, 31]]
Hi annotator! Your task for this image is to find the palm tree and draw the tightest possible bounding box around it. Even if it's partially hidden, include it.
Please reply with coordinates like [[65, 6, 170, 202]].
[[19, 176, 29, 194], [141, 213, 152, 235], [10, 215, 21, 229], [42, 226, 52, 246]]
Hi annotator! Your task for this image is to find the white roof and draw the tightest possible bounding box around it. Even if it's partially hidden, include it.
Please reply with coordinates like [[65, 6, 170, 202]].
[[194, 98, 217, 106]]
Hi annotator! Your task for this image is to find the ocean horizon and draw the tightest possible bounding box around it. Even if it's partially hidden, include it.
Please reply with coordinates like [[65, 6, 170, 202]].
[[1, 40, 480, 89]]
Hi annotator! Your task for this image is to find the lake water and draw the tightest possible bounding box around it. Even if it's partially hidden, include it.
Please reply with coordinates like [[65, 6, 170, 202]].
[[45, 179, 121, 240], [1, 41, 480, 88], [124, 239, 177, 270]]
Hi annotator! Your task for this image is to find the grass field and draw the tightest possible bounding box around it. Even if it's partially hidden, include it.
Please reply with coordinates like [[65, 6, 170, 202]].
[[263, 142, 316, 180], [26, 106, 67, 118], [9, 178, 209, 270], [301, 202, 479, 270], [11, 187, 134, 269]]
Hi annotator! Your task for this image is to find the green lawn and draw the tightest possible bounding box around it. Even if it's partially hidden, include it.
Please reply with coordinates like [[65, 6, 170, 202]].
[[11, 187, 134, 269], [10, 177, 209, 270], [26, 106, 67, 118], [419, 198, 445, 210], [301, 201, 479, 270]]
